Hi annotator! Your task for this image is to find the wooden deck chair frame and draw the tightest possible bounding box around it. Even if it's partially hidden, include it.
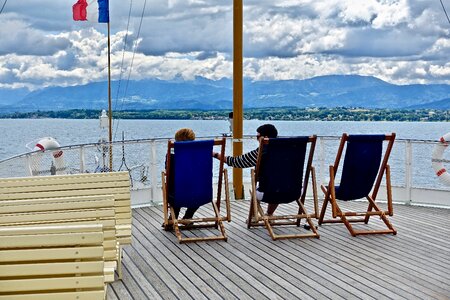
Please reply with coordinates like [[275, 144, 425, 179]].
[[161, 137, 231, 243], [248, 136, 320, 240], [318, 133, 397, 236]]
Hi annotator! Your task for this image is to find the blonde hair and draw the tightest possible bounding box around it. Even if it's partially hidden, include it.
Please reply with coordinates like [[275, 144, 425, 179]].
[[175, 128, 195, 141]]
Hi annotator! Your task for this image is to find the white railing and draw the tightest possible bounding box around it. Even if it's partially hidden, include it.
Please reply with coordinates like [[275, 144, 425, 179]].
[[0, 136, 449, 208]]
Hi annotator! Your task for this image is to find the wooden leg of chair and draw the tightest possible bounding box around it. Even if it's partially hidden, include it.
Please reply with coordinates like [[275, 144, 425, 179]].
[[336, 204, 356, 236], [212, 201, 228, 241], [248, 170, 257, 228], [299, 201, 320, 238], [386, 165, 394, 216], [295, 199, 304, 227], [318, 185, 330, 225], [311, 167, 319, 219], [364, 196, 374, 224], [161, 172, 168, 227], [170, 207, 183, 243], [247, 194, 255, 228], [258, 203, 277, 240], [367, 196, 396, 235], [224, 169, 231, 222]]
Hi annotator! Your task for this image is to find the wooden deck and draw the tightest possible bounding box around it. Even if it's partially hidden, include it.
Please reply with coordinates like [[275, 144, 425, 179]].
[[107, 200, 450, 300]]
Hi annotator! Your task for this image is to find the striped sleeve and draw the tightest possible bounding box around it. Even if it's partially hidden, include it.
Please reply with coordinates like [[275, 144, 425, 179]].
[[225, 148, 259, 168]]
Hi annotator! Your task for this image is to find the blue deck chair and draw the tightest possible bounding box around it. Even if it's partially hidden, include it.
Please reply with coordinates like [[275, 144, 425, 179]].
[[161, 138, 230, 243], [318, 133, 396, 236], [248, 136, 320, 240]]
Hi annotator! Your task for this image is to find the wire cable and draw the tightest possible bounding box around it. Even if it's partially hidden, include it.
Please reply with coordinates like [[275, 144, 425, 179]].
[[0, 0, 8, 15], [113, 0, 147, 140], [112, 0, 133, 140], [439, 0, 450, 25]]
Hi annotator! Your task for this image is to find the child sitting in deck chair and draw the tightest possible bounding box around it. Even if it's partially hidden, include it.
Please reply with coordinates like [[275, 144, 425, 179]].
[[166, 128, 199, 222]]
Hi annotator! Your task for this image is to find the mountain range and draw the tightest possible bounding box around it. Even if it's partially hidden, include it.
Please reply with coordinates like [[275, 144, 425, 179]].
[[0, 75, 449, 113]]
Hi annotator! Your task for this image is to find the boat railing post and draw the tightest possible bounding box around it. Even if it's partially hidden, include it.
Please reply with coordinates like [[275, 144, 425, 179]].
[[405, 140, 413, 205], [149, 140, 158, 205], [26, 154, 33, 176], [79, 145, 85, 173]]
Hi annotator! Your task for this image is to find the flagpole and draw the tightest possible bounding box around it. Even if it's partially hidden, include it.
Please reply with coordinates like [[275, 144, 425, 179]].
[[107, 20, 113, 171]]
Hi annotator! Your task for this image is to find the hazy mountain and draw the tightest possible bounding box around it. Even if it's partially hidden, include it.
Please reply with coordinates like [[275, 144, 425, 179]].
[[0, 88, 30, 106], [406, 98, 450, 109], [1, 75, 449, 113]]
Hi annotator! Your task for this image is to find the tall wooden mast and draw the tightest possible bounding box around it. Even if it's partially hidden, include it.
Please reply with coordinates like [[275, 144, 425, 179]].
[[233, 0, 244, 199]]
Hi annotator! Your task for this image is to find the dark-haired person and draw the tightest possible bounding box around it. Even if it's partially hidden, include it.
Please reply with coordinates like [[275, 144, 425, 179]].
[[212, 124, 280, 216]]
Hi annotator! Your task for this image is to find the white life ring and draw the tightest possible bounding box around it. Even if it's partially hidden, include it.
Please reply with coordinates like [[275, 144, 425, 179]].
[[34, 137, 63, 158], [432, 132, 450, 186], [31, 137, 66, 175]]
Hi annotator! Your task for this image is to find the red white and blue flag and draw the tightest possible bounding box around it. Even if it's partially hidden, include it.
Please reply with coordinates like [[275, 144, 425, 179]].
[[73, 0, 109, 23]]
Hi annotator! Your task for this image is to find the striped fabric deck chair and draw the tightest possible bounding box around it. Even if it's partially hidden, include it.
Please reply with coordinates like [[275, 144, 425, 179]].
[[161, 138, 230, 243], [318, 133, 397, 236], [248, 136, 320, 240]]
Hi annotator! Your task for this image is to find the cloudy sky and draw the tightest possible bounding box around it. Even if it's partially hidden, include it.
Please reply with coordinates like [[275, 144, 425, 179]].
[[1, 0, 450, 91]]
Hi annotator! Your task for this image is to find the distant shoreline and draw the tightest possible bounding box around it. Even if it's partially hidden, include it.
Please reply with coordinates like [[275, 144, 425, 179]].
[[0, 108, 449, 122]]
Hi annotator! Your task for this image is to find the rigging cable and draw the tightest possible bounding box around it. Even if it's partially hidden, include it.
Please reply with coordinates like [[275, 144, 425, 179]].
[[112, 0, 133, 139], [439, 0, 450, 25], [0, 0, 8, 15], [113, 0, 147, 140]]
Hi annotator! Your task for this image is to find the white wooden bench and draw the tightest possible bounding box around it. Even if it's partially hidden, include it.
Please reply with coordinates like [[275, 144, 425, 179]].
[[0, 224, 106, 300], [0, 171, 132, 279], [0, 195, 118, 282]]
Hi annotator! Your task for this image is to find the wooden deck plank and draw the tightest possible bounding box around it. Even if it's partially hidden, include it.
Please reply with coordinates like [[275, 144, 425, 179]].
[[139, 208, 275, 300], [108, 200, 450, 300], [230, 204, 388, 300], [131, 212, 226, 300], [134, 208, 250, 300]]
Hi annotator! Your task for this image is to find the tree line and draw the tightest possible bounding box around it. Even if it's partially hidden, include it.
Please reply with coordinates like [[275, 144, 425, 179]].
[[1, 107, 449, 122]]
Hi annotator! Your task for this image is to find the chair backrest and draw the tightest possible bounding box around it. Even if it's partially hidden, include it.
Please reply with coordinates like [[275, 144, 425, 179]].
[[334, 134, 393, 200], [256, 136, 314, 204], [167, 140, 215, 208]]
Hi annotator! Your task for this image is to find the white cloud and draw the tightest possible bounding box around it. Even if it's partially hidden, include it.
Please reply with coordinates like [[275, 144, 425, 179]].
[[0, 0, 449, 91]]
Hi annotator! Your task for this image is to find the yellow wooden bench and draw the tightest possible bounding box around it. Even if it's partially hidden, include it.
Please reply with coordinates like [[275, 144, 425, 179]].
[[0, 195, 118, 282], [0, 224, 106, 300], [0, 171, 132, 279]]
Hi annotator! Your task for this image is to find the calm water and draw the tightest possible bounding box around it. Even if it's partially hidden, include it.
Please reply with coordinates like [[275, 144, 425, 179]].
[[1, 118, 449, 160]]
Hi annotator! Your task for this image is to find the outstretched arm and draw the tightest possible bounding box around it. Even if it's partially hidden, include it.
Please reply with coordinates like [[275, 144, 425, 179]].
[[213, 148, 258, 168]]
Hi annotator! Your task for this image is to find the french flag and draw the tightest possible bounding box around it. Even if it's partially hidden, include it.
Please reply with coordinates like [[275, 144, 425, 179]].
[[73, 0, 109, 23]]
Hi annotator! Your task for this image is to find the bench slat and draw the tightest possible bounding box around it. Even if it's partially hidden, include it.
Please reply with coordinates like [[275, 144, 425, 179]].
[[0, 246, 104, 262], [0, 232, 104, 248], [0, 198, 115, 214], [0, 261, 104, 277], [0, 290, 105, 300], [0, 276, 105, 292], [0, 209, 115, 224]]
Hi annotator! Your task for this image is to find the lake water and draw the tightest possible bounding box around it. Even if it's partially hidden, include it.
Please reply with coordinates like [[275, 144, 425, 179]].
[[1, 118, 449, 190], [1, 118, 449, 160]]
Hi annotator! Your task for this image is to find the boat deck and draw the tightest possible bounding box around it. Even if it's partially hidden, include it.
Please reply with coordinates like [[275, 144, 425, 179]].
[[107, 200, 450, 300]]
